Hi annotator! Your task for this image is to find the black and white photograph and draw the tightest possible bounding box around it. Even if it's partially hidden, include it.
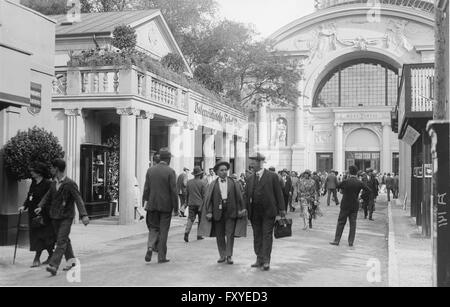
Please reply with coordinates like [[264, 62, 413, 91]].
[[0, 0, 449, 291]]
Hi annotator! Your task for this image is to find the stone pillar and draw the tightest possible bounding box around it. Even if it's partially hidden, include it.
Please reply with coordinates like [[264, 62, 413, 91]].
[[223, 132, 233, 163], [334, 122, 344, 174], [292, 101, 306, 172], [169, 121, 183, 175], [182, 122, 196, 172], [136, 111, 154, 203], [203, 128, 216, 172], [257, 102, 268, 149], [235, 136, 247, 176], [64, 109, 83, 187], [117, 107, 139, 225], [382, 122, 392, 173]]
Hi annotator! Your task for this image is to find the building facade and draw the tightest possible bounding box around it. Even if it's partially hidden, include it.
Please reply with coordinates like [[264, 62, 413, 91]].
[[0, 0, 56, 245], [0, 7, 248, 244], [250, 0, 435, 176]]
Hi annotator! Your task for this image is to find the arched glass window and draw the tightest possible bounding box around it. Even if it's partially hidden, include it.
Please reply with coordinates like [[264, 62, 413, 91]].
[[313, 60, 399, 108]]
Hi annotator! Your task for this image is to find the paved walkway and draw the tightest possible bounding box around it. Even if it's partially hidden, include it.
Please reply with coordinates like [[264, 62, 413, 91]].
[[388, 199, 432, 287], [1, 196, 389, 287]]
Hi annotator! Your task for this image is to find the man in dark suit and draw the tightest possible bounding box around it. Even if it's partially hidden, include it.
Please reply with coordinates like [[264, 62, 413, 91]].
[[36, 159, 89, 276], [184, 166, 207, 243], [245, 153, 286, 271], [385, 173, 395, 202], [203, 161, 246, 264], [176, 168, 189, 217], [325, 171, 340, 206], [143, 148, 178, 264], [330, 165, 371, 247], [281, 169, 293, 212]]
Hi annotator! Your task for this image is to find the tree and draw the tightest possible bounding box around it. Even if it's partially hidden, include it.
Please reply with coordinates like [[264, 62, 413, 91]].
[[20, 0, 67, 15], [111, 25, 137, 51], [161, 53, 185, 74], [1, 127, 65, 181], [194, 64, 223, 93]]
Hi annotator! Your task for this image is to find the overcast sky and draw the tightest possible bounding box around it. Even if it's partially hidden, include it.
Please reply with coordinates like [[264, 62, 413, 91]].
[[216, 0, 315, 38]]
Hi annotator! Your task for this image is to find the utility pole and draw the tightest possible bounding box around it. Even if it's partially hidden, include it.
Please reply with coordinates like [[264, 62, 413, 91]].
[[429, 0, 449, 288]]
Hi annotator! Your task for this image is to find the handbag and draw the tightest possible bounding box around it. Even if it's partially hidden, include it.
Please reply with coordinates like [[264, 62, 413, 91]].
[[30, 214, 46, 229], [274, 218, 292, 239]]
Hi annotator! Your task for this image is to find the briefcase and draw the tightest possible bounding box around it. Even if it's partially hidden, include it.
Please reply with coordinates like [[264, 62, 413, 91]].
[[274, 218, 292, 239]]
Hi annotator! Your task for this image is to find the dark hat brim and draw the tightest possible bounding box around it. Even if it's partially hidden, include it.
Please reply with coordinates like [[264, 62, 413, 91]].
[[192, 171, 204, 176], [213, 161, 231, 172]]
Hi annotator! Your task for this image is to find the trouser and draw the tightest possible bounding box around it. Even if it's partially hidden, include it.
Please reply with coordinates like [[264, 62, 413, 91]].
[[147, 210, 172, 261], [178, 194, 187, 214], [386, 188, 393, 201], [334, 208, 358, 245], [362, 199, 375, 218], [251, 207, 276, 265], [327, 189, 339, 206], [214, 216, 237, 258], [49, 218, 75, 269], [185, 206, 202, 235], [283, 194, 290, 211]]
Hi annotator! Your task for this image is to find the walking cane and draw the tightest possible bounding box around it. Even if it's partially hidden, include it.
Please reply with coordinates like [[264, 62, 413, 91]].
[[13, 210, 22, 264]]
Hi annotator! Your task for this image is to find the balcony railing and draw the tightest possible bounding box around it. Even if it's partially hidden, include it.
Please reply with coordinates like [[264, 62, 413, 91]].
[[397, 63, 435, 135], [315, 0, 435, 14], [54, 66, 249, 117]]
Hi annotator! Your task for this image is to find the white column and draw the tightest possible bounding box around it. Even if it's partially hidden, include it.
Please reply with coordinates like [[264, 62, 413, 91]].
[[182, 122, 196, 172], [335, 122, 344, 174], [223, 132, 233, 163], [294, 104, 305, 146], [136, 111, 154, 203], [235, 136, 247, 176], [64, 109, 83, 187], [257, 102, 269, 149], [382, 122, 392, 173], [203, 128, 216, 172], [169, 121, 183, 175], [117, 107, 139, 225]]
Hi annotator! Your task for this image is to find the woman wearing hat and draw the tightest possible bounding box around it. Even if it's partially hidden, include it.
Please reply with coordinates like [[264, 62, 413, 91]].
[[19, 162, 55, 267], [198, 160, 247, 265], [184, 166, 207, 242], [297, 170, 319, 230]]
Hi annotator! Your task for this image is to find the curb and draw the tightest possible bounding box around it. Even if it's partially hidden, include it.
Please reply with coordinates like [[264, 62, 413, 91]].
[[387, 201, 400, 287]]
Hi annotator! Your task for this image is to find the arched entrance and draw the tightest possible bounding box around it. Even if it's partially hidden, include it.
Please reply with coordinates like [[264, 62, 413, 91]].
[[345, 128, 381, 172]]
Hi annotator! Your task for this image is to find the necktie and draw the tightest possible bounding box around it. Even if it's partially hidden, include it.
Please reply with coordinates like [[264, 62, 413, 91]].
[[221, 178, 226, 183]]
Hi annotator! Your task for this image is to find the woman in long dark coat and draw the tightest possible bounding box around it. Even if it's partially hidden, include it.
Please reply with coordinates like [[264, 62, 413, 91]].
[[19, 162, 55, 267]]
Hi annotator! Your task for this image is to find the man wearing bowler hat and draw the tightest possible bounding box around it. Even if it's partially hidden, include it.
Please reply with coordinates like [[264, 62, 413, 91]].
[[245, 153, 286, 271], [143, 148, 178, 264], [199, 160, 247, 265], [184, 166, 207, 243]]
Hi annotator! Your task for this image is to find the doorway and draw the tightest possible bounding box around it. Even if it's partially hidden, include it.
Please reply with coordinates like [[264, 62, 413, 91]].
[[316, 153, 333, 172], [345, 152, 380, 173]]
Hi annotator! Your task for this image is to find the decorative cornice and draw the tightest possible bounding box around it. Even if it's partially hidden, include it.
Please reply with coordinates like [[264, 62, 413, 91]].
[[138, 111, 155, 120], [64, 108, 82, 117], [116, 107, 140, 116]]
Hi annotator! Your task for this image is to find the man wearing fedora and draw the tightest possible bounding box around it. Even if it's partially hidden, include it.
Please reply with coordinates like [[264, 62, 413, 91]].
[[245, 153, 286, 271], [143, 148, 178, 264], [199, 160, 247, 265], [281, 169, 293, 212], [177, 167, 190, 217], [184, 166, 207, 243]]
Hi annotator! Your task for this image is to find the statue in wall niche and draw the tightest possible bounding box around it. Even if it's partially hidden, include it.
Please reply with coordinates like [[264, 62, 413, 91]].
[[384, 20, 414, 52], [276, 118, 288, 146]]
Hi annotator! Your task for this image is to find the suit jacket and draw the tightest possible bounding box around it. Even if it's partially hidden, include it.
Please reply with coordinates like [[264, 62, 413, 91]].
[[245, 169, 285, 219], [281, 175, 293, 197], [385, 177, 395, 189], [337, 176, 371, 211], [38, 177, 88, 220], [198, 177, 247, 238], [142, 162, 178, 213], [325, 174, 338, 190], [186, 178, 207, 207], [176, 173, 188, 195]]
